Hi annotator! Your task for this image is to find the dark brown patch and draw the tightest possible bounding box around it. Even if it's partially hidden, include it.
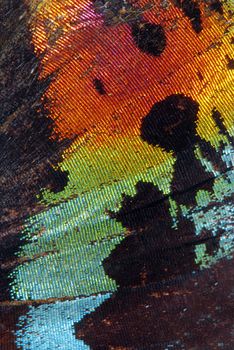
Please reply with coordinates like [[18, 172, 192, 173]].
[[197, 70, 203, 81], [208, 0, 224, 15], [76, 255, 234, 349], [170, 145, 219, 206], [104, 181, 219, 287], [0, 304, 29, 350], [0, 0, 70, 301], [225, 54, 234, 69], [212, 108, 234, 145], [173, 0, 202, 33]]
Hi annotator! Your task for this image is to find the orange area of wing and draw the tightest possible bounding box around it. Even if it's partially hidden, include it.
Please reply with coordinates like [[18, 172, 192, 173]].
[[29, 1, 233, 143]]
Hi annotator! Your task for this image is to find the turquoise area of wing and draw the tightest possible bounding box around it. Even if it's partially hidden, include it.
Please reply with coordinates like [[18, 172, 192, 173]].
[[15, 294, 110, 350]]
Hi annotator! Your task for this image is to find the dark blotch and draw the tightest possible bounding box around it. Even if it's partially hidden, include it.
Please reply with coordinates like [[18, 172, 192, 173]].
[[49, 168, 69, 193], [197, 71, 203, 81], [104, 182, 199, 287], [212, 108, 234, 145], [174, 0, 202, 33], [212, 108, 227, 134], [131, 22, 166, 56], [140, 94, 218, 206], [197, 138, 227, 174], [171, 149, 215, 204], [76, 243, 233, 350], [140, 94, 199, 153], [209, 0, 223, 15], [93, 78, 106, 95], [225, 55, 234, 70], [110, 182, 164, 229]]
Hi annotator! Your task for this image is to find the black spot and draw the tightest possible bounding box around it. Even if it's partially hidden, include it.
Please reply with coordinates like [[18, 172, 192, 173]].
[[93, 78, 106, 95], [131, 22, 166, 56], [209, 0, 223, 15], [225, 55, 234, 70], [140, 94, 199, 153], [173, 0, 202, 33]]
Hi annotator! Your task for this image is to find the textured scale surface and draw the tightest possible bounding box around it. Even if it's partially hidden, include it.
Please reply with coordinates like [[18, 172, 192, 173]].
[[0, 0, 233, 349]]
